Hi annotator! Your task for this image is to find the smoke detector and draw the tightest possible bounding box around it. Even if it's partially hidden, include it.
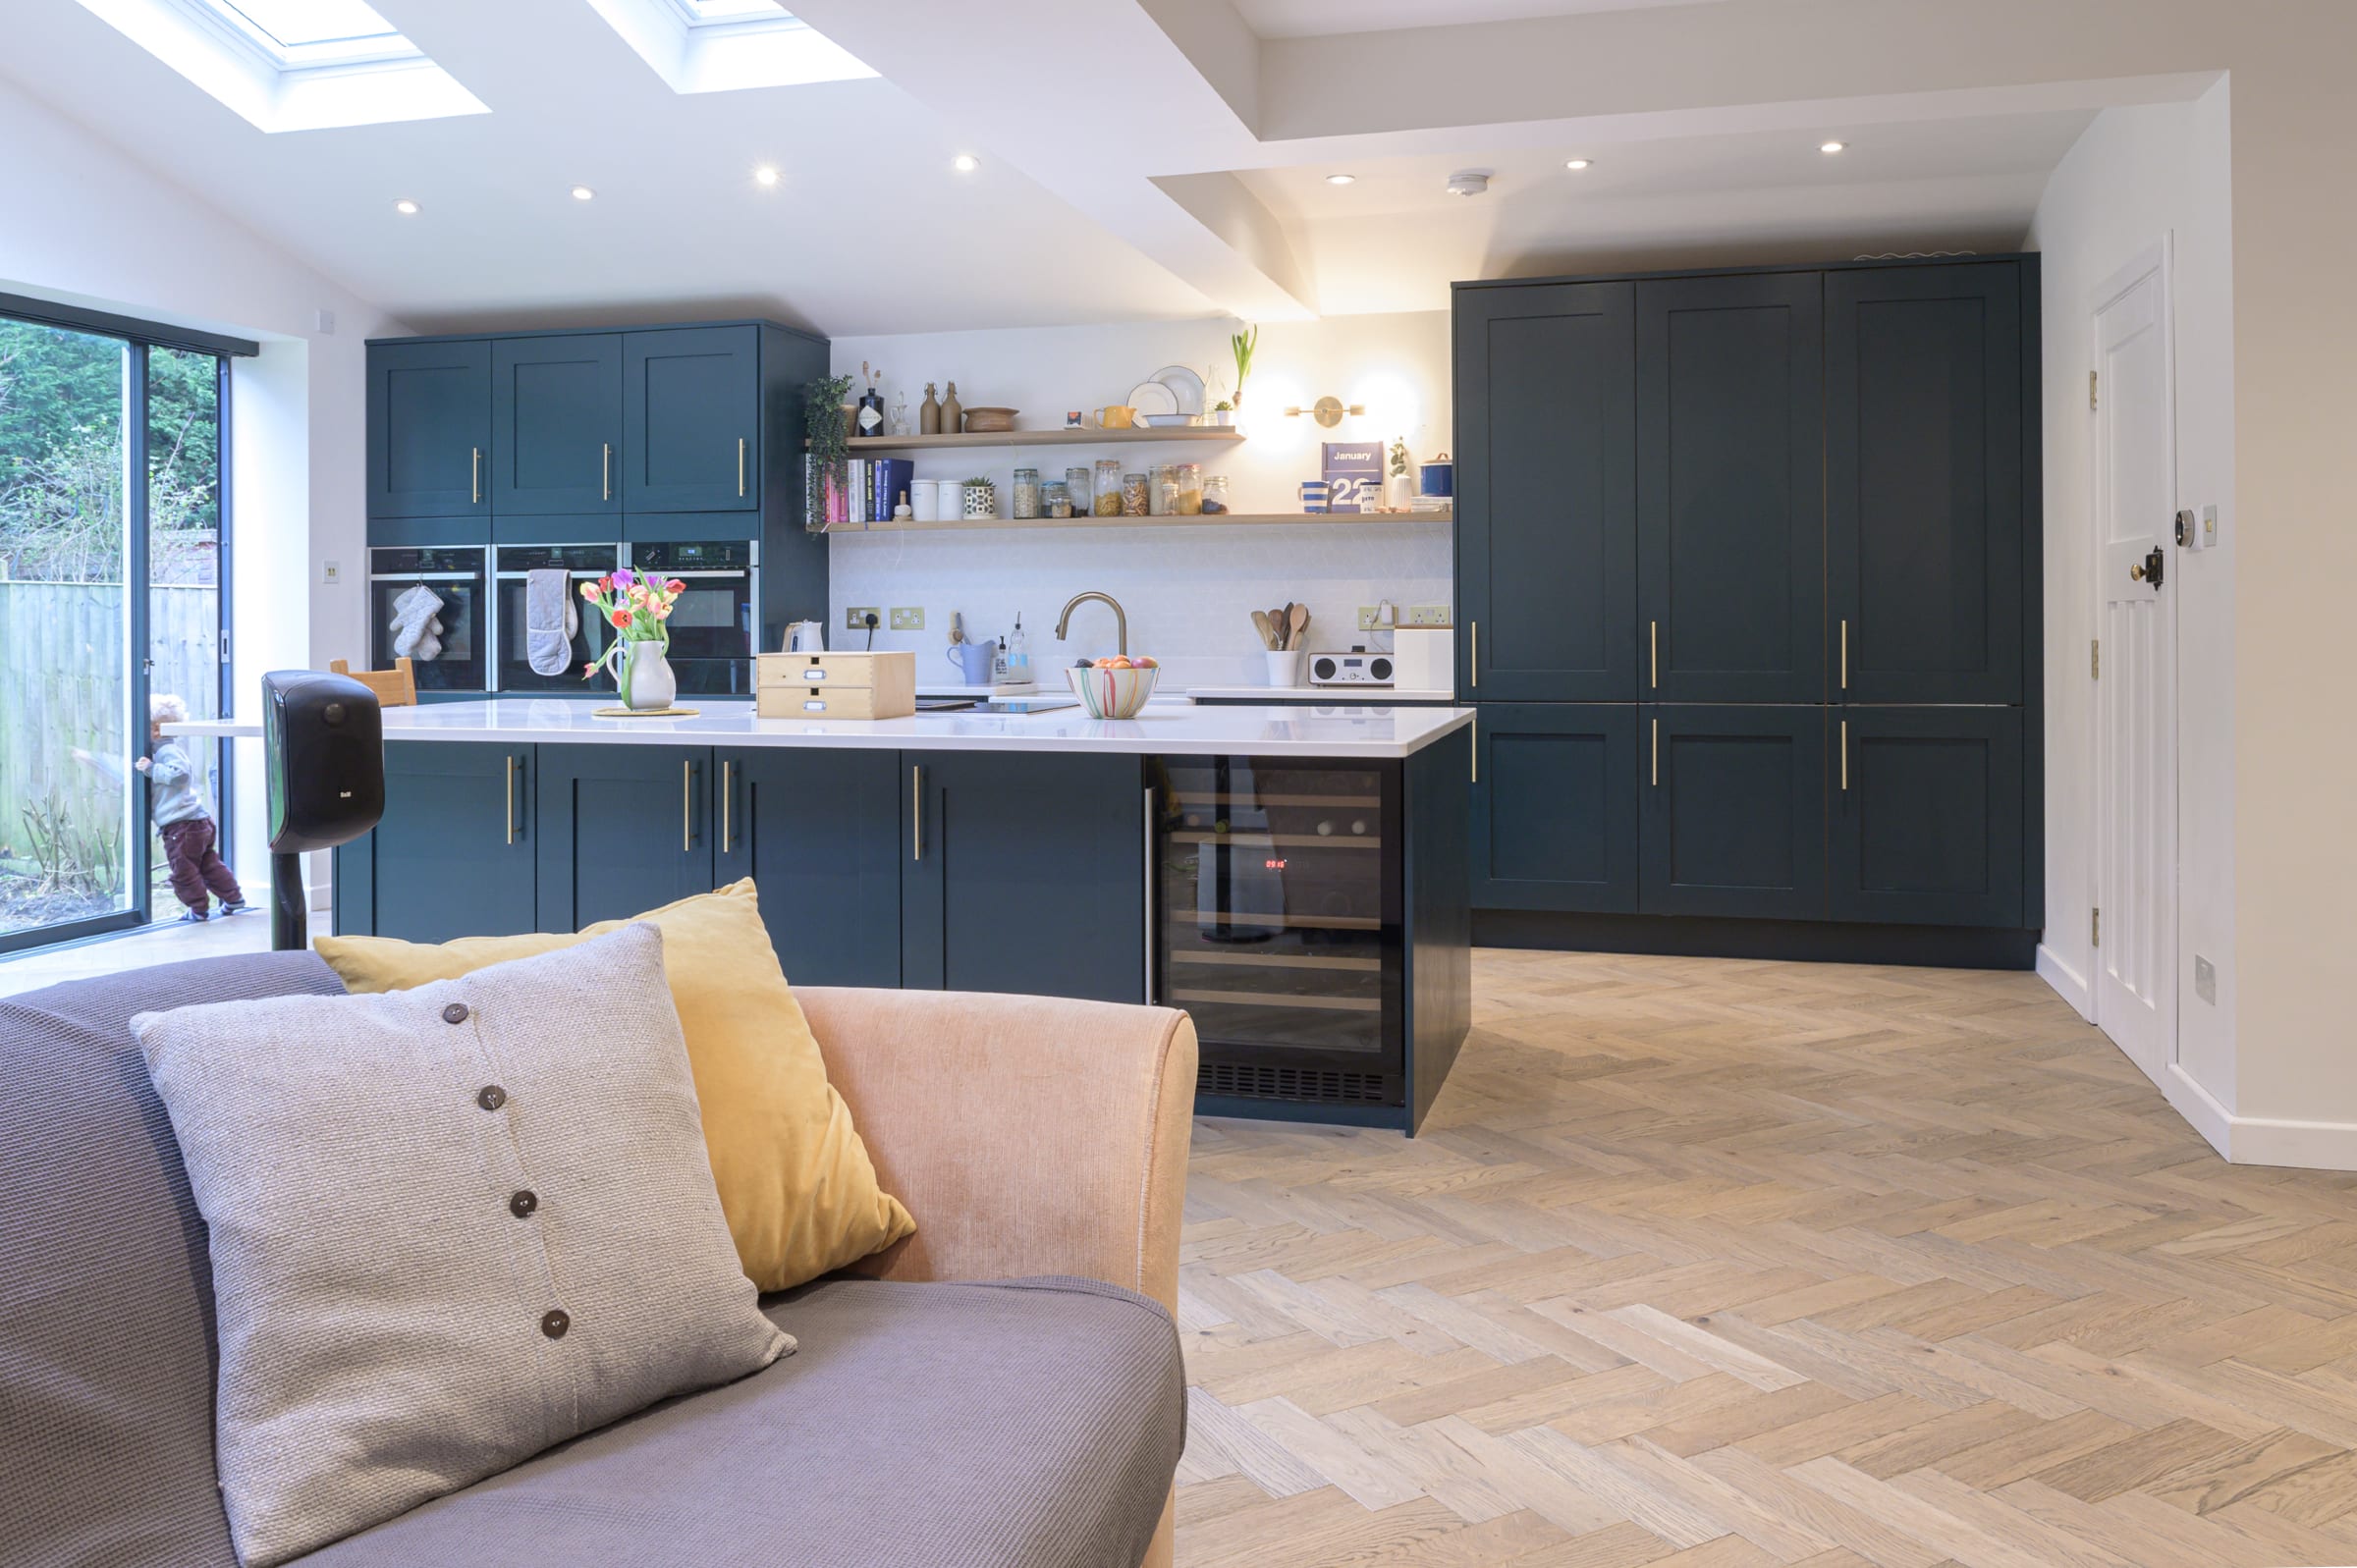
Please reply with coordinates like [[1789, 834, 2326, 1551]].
[[1445, 170, 1491, 197]]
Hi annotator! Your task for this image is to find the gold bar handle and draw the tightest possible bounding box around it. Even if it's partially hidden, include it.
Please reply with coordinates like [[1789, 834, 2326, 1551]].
[[505, 755, 516, 845], [683, 759, 692, 852], [721, 759, 732, 854], [1650, 621, 1659, 689], [1840, 719, 1848, 791], [602, 442, 612, 502], [1142, 786, 1156, 1003], [911, 765, 923, 860], [738, 438, 747, 498], [471, 447, 481, 505], [1469, 621, 1478, 689], [1651, 718, 1659, 786], [1470, 714, 1477, 784], [1840, 619, 1848, 690]]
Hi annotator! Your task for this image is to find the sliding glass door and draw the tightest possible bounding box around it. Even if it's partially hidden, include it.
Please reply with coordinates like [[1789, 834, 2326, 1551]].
[[0, 309, 231, 952]]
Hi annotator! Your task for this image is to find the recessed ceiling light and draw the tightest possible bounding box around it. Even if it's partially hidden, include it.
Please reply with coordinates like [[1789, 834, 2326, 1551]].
[[1564, 158, 1592, 171], [1326, 173, 1356, 186], [952, 153, 979, 173], [1820, 140, 1846, 154], [753, 165, 780, 187], [393, 198, 419, 215], [570, 186, 596, 201]]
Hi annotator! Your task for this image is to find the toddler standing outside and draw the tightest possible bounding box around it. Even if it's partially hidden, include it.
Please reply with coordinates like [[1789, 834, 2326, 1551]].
[[76, 694, 248, 922]]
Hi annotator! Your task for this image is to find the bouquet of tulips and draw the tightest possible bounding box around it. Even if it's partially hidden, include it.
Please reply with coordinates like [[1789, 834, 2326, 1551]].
[[579, 568, 685, 688]]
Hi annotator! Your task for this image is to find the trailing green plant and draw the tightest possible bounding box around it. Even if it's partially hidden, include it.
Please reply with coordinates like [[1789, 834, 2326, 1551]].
[[803, 373, 854, 531], [1229, 324, 1258, 406]]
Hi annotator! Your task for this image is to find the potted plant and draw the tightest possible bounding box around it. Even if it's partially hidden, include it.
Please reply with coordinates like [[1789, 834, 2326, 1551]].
[[961, 475, 998, 519], [805, 372, 852, 530], [579, 569, 685, 711], [1386, 437, 1414, 511], [1229, 324, 1257, 409], [1210, 399, 1235, 428]]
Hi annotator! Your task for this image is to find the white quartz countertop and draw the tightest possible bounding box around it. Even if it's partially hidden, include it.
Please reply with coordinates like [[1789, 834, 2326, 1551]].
[[170, 697, 1474, 759], [1181, 684, 1454, 703]]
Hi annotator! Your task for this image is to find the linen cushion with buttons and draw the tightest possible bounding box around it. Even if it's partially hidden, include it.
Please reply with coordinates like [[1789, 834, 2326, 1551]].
[[314, 879, 914, 1293], [130, 923, 793, 1568]]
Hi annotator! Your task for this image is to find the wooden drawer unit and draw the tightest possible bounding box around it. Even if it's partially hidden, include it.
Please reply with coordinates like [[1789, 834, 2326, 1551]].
[[756, 651, 915, 720]]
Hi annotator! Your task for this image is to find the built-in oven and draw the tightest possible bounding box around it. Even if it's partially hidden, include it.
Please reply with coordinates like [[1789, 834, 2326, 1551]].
[[625, 539, 757, 695], [1156, 755, 1405, 1110], [368, 546, 487, 693], [493, 542, 623, 693]]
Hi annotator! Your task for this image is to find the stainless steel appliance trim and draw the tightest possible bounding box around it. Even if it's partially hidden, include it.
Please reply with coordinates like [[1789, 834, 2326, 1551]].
[[367, 570, 479, 581], [1143, 784, 1157, 1003]]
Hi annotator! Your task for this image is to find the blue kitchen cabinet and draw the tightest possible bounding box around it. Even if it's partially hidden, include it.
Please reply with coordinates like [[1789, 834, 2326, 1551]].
[[715, 746, 904, 988], [904, 751, 1148, 1004], [1833, 706, 2025, 928], [1639, 705, 1827, 921], [491, 334, 623, 515], [367, 340, 491, 519], [1470, 703, 1638, 913], [623, 326, 761, 513], [1636, 273, 1825, 703], [332, 741, 535, 941], [534, 743, 716, 931]]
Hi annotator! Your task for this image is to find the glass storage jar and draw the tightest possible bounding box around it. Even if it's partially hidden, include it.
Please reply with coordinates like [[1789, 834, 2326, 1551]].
[[1176, 461, 1203, 515], [1150, 463, 1179, 515], [1122, 472, 1150, 515], [1201, 473, 1232, 514], [1011, 467, 1041, 520], [1094, 459, 1124, 516], [1042, 479, 1072, 518], [1065, 466, 1093, 516]]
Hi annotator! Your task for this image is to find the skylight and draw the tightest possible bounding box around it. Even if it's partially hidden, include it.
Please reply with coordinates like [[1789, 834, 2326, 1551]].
[[197, 0, 419, 67], [589, 0, 873, 92], [670, 0, 795, 23]]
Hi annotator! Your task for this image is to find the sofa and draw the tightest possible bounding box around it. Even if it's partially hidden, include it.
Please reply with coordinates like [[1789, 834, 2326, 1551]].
[[0, 952, 1198, 1568]]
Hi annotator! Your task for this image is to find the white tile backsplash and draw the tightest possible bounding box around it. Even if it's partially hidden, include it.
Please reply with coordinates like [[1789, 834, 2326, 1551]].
[[825, 520, 1453, 689]]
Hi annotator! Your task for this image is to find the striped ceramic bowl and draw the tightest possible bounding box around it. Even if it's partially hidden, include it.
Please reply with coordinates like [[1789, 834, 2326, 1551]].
[[1066, 663, 1160, 719]]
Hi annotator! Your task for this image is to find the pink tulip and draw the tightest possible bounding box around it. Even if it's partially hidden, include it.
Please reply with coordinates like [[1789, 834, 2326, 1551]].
[[577, 580, 599, 601]]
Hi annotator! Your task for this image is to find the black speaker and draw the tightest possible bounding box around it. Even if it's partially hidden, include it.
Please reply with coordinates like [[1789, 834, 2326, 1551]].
[[260, 670, 386, 950]]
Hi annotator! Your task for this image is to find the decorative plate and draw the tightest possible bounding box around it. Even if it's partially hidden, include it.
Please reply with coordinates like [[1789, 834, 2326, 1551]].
[[1149, 364, 1206, 415], [1126, 380, 1180, 417]]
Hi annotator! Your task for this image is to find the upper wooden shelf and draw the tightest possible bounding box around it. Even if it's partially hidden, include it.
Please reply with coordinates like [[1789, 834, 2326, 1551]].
[[839, 427, 1246, 452]]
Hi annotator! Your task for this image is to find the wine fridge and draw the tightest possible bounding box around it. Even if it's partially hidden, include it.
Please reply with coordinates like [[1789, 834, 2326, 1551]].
[[1156, 755, 1405, 1112]]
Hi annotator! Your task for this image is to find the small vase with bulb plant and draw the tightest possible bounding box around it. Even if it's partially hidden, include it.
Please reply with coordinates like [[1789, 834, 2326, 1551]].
[[1386, 437, 1414, 512], [579, 568, 685, 710]]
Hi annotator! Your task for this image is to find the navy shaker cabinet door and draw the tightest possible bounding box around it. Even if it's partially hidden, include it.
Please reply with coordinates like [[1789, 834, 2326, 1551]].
[[1470, 703, 1639, 913], [1637, 274, 1825, 703], [623, 327, 760, 513], [715, 747, 903, 988], [1827, 263, 2025, 704], [492, 334, 623, 515], [1639, 705, 1827, 921], [1453, 282, 1637, 701], [904, 751, 1146, 1004], [343, 741, 536, 941], [1833, 706, 2024, 928], [535, 744, 716, 931], [367, 341, 491, 519]]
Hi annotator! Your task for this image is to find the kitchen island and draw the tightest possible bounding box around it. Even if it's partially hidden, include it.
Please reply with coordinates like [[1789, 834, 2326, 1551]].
[[181, 697, 1472, 1131]]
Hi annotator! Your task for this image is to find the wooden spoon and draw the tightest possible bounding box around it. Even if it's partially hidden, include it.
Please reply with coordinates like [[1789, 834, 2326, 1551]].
[[1288, 603, 1310, 649], [1270, 605, 1291, 649], [1250, 609, 1277, 650]]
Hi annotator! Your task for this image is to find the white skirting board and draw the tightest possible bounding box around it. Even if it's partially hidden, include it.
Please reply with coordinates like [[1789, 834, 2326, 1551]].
[[2035, 944, 2093, 1022]]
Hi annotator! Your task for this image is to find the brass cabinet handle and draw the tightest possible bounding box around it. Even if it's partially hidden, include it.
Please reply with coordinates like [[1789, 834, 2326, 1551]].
[[911, 765, 923, 860], [738, 437, 747, 498], [1469, 621, 1478, 689], [471, 447, 481, 505], [721, 759, 733, 854], [602, 442, 612, 502], [1650, 621, 1659, 689], [1840, 719, 1849, 791], [682, 759, 692, 852], [1470, 713, 1477, 784], [1651, 718, 1659, 786], [1840, 619, 1848, 689], [505, 755, 516, 845]]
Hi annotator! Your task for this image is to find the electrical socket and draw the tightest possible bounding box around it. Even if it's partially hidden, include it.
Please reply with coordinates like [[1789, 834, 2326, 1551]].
[[845, 606, 881, 630], [890, 607, 926, 631], [2194, 954, 2217, 1003], [1356, 604, 1387, 631], [1406, 603, 1452, 626]]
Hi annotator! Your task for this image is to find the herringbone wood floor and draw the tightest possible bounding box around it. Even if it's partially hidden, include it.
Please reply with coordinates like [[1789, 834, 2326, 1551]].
[[1176, 947, 2357, 1568]]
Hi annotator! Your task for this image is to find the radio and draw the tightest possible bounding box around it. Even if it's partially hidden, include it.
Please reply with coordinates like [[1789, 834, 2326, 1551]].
[[1308, 647, 1395, 687]]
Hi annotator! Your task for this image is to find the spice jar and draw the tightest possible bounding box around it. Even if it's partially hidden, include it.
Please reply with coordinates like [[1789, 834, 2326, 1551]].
[[1150, 463, 1179, 515], [1065, 466, 1093, 517], [1042, 479, 1072, 518], [1094, 459, 1124, 516], [1122, 472, 1150, 515], [1176, 461, 1203, 515], [1201, 474, 1232, 515], [1011, 467, 1041, 520]]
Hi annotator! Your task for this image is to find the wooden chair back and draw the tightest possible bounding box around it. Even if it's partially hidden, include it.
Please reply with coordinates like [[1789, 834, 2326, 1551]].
[[327, 657, 418, 708]]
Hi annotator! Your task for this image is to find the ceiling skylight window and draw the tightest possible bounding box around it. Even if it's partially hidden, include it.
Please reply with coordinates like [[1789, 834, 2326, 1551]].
[[589, 0, 874, 93], [75, 0, 488, 132]]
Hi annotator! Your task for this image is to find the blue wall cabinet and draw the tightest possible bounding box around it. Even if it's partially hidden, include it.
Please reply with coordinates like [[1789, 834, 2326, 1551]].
[[333, 741, 534, 941], [1470, 703, 1639, 912], [623, 326, 760, 513], [715, 747, 904, 988], [367, 340, 491, 518], [1833, 706, 2025, 927], [1639, 705, 1827, 921], [1453, 282, 1638, 701], [1637, 274, 1825, 703], [904, 751, 1147, 1004], [534, 743, 716, 931], [491, 334, 623, 515], [1827, 263, 2025, 705]]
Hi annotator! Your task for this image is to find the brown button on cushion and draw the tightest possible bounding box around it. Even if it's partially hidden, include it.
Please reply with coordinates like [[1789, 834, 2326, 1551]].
[[442, 1002, 469, 1024], [132, 924, 791, 1568]]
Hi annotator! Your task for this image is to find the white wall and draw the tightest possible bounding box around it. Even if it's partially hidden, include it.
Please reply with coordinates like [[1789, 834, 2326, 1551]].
[[2026, 85, 2236, 1139], [824, 313, 1453, 686], [0, 76, 407, 893]]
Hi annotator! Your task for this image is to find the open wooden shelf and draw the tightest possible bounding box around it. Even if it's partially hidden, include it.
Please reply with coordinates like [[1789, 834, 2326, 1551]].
[[837, 427, 1246, 452], [825, 509, 1451, 533]]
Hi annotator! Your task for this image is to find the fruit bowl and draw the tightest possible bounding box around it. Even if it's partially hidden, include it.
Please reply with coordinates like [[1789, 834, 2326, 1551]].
[[1066, 660, 1160, 719]]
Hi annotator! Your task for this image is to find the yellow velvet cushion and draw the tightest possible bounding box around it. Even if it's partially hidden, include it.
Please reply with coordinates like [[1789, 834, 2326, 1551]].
[[313, 879, 914, 1292]]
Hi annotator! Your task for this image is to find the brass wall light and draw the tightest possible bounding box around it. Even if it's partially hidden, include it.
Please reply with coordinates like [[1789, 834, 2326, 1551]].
[[1285, 396, 1365, 428]]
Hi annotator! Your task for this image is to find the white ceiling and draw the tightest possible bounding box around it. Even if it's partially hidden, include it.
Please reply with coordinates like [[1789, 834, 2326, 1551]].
[[0, 0, 2218, 337]]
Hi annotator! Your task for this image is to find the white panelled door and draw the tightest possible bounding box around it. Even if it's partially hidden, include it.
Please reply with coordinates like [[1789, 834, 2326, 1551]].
[[2091, 246, 2177, 1085]]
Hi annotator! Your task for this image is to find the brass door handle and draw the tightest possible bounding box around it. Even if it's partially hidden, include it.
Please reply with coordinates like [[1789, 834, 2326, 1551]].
[[602, 442, 612, 502], [1470, 714, 1477, 784], [471, 447, 481, 505], [1839, 619, 1848, 690], [1651, 718, 1659, 786], [911, 765, 923, 860], [2129, 563, 2147, 581], [1469, 621, 1478, 688], [505, 755, 516, 845], [682, 759, 692, 852], [1840, 719, 1848, 791], [1650, 621, 1659, 689], [738, 438, 747, 498], [720, 759, 732, 854]]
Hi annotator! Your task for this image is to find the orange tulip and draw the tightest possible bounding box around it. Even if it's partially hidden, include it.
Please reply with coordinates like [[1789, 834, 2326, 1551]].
[[609, 608, 631, 629]]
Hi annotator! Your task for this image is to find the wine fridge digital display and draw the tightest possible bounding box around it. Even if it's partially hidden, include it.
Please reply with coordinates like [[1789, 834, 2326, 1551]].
[[1157, 755, 1405, 1109]]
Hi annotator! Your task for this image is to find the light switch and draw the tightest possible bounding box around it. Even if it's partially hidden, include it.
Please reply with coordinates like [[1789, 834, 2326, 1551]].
[[321, 560, 341, 585], [2194, 954, 2217, 1003]]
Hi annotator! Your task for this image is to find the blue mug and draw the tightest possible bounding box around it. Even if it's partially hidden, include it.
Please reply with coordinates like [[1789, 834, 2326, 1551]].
[[948, 641, 996, 684]]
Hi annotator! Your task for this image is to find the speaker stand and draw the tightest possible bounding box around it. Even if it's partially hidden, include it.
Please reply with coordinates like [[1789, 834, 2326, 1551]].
[[270, 851, 307, 952]]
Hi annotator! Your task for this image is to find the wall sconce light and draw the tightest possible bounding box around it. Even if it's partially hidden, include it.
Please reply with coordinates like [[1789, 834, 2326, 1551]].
[[1285, 396, 1366, 428]]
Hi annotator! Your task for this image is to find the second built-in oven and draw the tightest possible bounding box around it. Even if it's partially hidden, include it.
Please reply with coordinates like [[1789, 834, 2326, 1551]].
[[493, 542, 622, 693], [626, 539, 757, 695]]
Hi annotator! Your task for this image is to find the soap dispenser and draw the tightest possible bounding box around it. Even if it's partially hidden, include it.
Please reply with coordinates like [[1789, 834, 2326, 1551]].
[[1003, 613, 1029, 685]]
